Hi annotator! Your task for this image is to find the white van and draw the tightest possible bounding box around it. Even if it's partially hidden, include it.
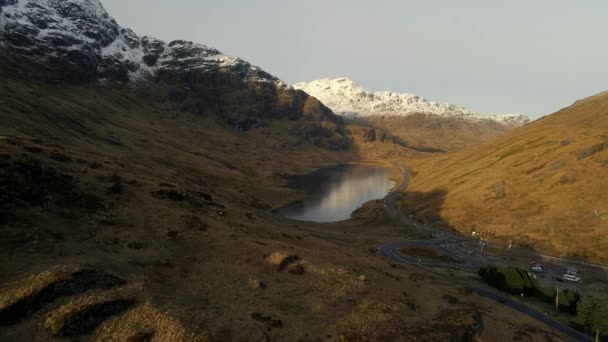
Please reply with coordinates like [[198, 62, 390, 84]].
[[563, 274, 581, 282]]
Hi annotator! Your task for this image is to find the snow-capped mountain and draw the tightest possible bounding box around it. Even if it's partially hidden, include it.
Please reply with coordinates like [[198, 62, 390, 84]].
[[0, 0, 351, 148], [294, 78, 529, 127], [0, 0, 281, 85]]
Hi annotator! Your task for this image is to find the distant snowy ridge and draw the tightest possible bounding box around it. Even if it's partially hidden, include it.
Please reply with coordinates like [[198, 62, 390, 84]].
[[293, 78, 529, 127], [0, 0, 282, 85]]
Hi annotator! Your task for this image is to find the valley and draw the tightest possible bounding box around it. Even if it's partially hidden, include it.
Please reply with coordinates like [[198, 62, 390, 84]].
[[0, 70, 567, 341], [294, 77, 529, 152], [399, 92, 608, 262], [0, 1, 606, 341]]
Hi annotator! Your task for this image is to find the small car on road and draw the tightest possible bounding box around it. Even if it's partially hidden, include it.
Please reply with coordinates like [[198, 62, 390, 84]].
[[530, 265, 544, 273], [563, 274, 581, 282]]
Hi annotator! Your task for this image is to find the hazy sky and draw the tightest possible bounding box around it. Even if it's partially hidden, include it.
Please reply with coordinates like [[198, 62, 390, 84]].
[[101, 0, 608, 119]]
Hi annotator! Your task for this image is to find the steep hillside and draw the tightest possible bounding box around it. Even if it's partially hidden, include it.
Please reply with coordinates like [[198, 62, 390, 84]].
[[364, 115, 512, 153], [0, 39, 555, 342], [0, 0, 278, 83], [0, 74, 566, 340], [399, 92, 608, 261], [295, 78, 529, 151], [0, 0, 351, 151], [0, 1, 577, 340]]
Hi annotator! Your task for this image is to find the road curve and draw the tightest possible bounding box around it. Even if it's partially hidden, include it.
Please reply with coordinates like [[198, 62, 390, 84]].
[[379, 166, 592, 342], [381, 167, 480, 269]]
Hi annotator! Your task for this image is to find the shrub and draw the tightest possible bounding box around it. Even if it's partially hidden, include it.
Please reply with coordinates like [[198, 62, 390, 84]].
[[503, 267, 524, 294], [478, 266, 527, 295], [559, 289, 580, 314], [536, 286, 556, 302]]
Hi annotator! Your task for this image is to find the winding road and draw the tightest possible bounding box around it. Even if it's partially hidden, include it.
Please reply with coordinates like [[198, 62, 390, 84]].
[[380, 168, 488, 270], [379, 167, 592, 342]]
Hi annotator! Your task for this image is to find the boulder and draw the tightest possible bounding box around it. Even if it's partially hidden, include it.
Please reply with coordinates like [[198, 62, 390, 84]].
[[265, 252, 299, 271]]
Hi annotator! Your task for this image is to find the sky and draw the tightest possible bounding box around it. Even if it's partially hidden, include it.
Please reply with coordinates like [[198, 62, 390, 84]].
[[101, 0, 608, 119]]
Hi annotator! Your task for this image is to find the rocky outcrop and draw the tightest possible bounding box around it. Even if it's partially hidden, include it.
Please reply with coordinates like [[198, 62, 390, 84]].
[[351, 127, 403, 145], [0, 0, 276, 84]]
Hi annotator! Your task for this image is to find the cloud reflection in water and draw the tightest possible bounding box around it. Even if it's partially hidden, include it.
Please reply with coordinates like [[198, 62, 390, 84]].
[[277, 164, 395, 223]]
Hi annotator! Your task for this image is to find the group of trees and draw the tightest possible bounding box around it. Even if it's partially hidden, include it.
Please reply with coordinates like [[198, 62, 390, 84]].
[[478, 266, 540, 296], [576, 295, 608, 340], [479, 266, 608, 339]]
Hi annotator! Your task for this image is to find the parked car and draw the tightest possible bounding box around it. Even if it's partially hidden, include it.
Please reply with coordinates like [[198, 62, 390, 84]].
[[530, 265, 544, 273], [563, 274, 581, 282], [565, 267, 578, 275]]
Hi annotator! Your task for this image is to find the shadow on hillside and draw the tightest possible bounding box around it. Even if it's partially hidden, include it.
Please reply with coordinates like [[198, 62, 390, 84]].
[[398, 189, 457, 232], [399, 189, 545, 256], [400, 190, 608, 275]]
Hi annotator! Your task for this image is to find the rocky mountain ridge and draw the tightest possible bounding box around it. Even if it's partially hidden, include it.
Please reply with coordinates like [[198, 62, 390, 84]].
[[0, 0, 281, 85], [0, 0, 351, 150], [294, 78, 530, 127]]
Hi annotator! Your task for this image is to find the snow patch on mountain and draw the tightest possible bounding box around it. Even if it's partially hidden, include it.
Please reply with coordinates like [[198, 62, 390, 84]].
[[293, 78, 529, 127]]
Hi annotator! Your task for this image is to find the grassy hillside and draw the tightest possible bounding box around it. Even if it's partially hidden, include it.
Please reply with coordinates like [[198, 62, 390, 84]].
[[362, 114, 514, 152], [0, 64, 568, 340], [400, 92, 608, 261]]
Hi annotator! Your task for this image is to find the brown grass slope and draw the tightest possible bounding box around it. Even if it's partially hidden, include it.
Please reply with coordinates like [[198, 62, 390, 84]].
[[363, 114, 515, 152], [400, 91, 608, 261], [0, 60, 568, 340]]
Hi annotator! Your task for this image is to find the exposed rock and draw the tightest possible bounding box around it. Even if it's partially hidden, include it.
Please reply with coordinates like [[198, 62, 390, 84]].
[[288, 264, 305, 275], [265, 252, 299, 271], [126, 328, 156, 342], [250, 312, 283, 330], [576, 141, 608, 159], [354, 127, 401, 144], [0, 0, 350, 149], [247, 278, 266, 289], [0, 0, 276, 83]]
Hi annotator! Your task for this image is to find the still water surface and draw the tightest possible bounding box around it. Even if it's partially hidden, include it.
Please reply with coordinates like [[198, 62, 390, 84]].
[[277, 164, 395, 222]]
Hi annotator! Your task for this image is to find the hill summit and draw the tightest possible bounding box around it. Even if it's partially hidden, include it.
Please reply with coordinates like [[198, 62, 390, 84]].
[[0, 0, 278, 84], [294, 77, 529, 127]]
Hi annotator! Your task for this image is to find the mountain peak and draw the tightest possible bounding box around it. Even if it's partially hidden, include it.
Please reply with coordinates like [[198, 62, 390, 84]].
[[0, 0, 281, 84], [294, 78, 530, 127]]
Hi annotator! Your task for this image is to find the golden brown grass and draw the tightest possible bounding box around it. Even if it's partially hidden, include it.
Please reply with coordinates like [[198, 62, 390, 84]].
[[265, 251, 299, 271], [0, 266, 77, 312], [44, 282, 141, 337], [401, 91, 608, 261], [334, 299, 403, 341], [364, 114, 515, 152], [94, 300, 211, 342], [0, 71, 577, 340]]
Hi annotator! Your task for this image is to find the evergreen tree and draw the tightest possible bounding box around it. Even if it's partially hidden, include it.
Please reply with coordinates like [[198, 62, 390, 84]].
[[577, 295, 608, 339]]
